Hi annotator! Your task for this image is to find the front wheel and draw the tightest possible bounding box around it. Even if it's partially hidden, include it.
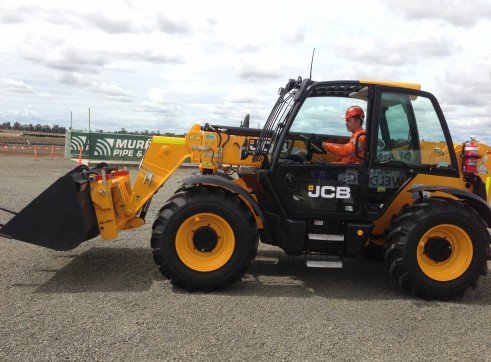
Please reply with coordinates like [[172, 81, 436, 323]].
[[151, 186, 259, 291], [385, 198, 489, 299]]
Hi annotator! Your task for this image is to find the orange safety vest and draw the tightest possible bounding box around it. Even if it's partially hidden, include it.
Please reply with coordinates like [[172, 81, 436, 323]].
[[323, 128, 365, 164]]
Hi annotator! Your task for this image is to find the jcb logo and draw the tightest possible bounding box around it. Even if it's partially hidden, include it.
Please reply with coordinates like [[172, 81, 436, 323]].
[[307, 185, 351, 199]]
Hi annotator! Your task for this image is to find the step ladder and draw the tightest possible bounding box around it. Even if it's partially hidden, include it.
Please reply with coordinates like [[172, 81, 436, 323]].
[[308, 233, 344, 241], [305, 233, 344, 268], [305, 254, 343, 269]]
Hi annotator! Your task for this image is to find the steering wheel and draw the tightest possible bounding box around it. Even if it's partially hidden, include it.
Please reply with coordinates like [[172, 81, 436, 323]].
[[279, 134, 308, 163], [299, 134, 326, 155]]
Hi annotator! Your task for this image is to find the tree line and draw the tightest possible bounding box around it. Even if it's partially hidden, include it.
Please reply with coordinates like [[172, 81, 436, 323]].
[[0, 122, 185, 137], [1, 122, 66, 134]]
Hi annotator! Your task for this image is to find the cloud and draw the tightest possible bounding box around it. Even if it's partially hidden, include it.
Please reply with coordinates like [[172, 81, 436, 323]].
[[332, 62, 407, 81], [1, 0, 490, 144], [283, 24, 306, 44], [0, 78, 50, 98], [335, 32, 455, 66], [2, 108, 41, 118], [436, 56, 491, 107], [135, 88, 182, 116], [85, 12, 142, 34], [18, 35, 184, 78], [223, 89, 258, 104], [122, 48, 184, 64], [154, 13, 193, 35], [56, 72, 132, 102], [0, 78, 34, 93], [235, 57, 282, 80], [386, 0, 491, 28], [0, 2, 182, 35], [0, 3, 85, 29], [57, 72, 92, 87], [19, 40, 106, 74], [93, 82, 133, 102], [431, 54, 491, 143], [0, 4, 29, 23]]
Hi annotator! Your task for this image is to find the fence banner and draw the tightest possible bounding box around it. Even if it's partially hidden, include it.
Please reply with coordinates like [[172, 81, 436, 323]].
[[65, 130, 150, 163]]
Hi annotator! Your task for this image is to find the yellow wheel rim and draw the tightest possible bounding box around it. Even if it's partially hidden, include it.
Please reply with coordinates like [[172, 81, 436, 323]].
[[175, 213, 235, 272], [416, 224, 473, 281]]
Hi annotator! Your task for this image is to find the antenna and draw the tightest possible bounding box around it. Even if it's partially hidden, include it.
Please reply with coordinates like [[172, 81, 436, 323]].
[[309, 48, 315, 80]]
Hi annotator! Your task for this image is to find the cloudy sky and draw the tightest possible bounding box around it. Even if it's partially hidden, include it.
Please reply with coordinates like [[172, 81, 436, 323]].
[[1, 0, 491, 143]]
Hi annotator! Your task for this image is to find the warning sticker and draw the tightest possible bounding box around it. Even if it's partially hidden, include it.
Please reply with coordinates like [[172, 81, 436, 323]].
[[478, 162, 488, 174]]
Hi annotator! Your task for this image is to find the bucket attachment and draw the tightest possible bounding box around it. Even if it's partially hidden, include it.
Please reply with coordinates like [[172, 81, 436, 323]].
[[0, 169, 100, 251]]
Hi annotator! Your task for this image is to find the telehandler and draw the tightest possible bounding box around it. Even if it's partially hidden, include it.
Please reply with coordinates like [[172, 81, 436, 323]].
[[2, 77, 491, 299]]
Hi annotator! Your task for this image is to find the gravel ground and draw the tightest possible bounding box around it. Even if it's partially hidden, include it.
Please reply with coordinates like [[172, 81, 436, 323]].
[[1, 156, 490, 361]]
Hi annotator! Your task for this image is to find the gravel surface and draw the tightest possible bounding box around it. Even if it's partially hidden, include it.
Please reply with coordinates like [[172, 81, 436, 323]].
[[1, 156, 490, 361]]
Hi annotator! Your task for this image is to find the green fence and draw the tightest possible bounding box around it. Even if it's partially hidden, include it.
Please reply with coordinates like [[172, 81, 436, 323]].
[[65, 130, 151, 163]]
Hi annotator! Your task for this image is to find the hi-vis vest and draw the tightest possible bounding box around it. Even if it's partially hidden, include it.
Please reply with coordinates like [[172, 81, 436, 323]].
[[324, 128, 365, 164]]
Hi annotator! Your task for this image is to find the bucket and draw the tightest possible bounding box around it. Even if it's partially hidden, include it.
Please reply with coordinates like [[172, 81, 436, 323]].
[[1, 169, 100, 250]]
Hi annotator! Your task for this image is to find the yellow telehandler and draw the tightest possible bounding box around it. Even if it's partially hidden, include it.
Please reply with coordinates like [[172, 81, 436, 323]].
[[2, 77, 491, 299]]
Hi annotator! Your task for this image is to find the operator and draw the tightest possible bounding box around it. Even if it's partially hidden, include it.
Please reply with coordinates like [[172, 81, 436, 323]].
[[321, 105, 366, 164]]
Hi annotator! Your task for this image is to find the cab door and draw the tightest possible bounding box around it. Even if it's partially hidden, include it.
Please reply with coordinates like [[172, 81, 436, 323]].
[[269, 82, 372, 220], [366, 86, 460, 218], [273, 161, 366, 219]]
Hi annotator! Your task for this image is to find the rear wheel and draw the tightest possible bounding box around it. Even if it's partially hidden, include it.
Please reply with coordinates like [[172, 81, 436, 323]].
[[385, 198, 488, 299], [151, 186, 259, 291]]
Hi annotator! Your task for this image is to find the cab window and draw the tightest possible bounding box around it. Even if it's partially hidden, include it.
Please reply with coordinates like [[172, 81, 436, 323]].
[[376, 91, 455, 170]]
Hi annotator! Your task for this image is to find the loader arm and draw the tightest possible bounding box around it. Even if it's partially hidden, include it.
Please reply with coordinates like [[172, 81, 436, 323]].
[[90, 124, 262, 241], [88, 135, 193, 240]]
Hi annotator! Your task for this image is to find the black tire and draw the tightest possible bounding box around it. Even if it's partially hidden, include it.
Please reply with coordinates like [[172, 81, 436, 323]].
[[384, 198, 489, 299], [151, 186, 259, 291]]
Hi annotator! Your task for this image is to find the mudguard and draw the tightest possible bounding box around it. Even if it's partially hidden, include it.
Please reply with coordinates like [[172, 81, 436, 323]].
[[181, 175, 265, 224], [408, 185, 491, 227]]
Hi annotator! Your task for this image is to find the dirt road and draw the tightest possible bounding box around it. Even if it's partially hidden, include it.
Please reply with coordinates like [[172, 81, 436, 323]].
[[1, 156, 490, 361]]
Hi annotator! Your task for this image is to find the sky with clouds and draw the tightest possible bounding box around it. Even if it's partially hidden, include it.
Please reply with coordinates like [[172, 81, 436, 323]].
[[1, 0, 491, 143]]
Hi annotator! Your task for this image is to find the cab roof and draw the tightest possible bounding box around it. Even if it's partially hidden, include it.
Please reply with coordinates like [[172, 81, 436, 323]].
[[307, 80, 422, 100], [359, 79, 421, 90]]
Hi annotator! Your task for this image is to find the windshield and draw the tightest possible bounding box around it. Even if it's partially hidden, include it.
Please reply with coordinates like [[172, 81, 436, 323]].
[[255, 80, 370, 164], [290, 96, 366, 135]]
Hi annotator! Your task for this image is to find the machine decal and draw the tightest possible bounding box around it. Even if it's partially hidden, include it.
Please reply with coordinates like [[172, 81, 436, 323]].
[[307, 185, 351, 199], [369, 169, 408, 189]]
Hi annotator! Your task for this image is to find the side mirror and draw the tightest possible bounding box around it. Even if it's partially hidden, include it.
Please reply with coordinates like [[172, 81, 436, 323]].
[[240, 139, 249, 160]]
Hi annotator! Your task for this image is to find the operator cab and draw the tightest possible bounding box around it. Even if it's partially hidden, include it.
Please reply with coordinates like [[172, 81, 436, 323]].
[[258, 78, 459, 222]]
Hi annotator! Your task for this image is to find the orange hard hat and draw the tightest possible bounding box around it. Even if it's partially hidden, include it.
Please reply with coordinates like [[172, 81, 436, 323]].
[[345, 105, 365, 119]]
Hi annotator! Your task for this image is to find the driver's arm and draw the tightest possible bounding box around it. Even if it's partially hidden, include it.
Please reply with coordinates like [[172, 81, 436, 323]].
[[322, 140, 356, 157]]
